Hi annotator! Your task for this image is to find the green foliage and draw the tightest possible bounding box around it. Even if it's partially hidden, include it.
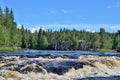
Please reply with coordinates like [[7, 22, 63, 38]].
[[104, 34, 113, 49], [37, 36, 48, 50], [99, 49, 115, 52], [0, 6, 119, 51], [100, 28, 106, 49], [21, 26, 26, 48], [114, 32, 120, 48], [37, 29, 48, 49], [0, 47, 21, 51], [90, 33, 100, 49]]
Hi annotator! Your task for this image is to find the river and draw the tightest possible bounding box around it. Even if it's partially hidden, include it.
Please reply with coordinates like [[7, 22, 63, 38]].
[[0, 50, 120, 58], [0, 50, 120, 80]]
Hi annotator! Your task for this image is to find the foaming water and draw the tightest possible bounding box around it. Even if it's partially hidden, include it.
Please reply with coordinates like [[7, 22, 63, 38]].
[[0, 50, 120, 80]]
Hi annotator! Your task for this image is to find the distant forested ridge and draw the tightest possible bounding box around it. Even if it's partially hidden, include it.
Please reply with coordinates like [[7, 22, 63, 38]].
[[0, 7, 120, 51]]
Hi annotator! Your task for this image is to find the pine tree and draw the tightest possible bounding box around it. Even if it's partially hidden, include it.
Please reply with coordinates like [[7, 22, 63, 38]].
[[21, 25, 26, 48], [100, 28, 105, 49], [3, 7, 17, 47], [9, 9, 17, 46], [28, 31, 33, 49], [0, 7, 4, 25], [4, 6, 10, 27]]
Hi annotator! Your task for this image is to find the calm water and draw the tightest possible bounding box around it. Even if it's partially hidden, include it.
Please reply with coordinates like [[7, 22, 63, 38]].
[[0, 50, 120, 58]]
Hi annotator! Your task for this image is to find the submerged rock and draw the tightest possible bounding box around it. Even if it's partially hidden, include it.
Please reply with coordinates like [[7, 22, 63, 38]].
[[20, 63, 47, 74], [44, 60, 93, 75]]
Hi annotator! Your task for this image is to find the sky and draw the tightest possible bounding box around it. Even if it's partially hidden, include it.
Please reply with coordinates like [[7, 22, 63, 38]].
[[0, 0, 120, 32]]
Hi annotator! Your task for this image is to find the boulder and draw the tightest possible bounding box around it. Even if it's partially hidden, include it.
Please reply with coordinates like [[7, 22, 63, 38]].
[[19, 63, 46, 74]]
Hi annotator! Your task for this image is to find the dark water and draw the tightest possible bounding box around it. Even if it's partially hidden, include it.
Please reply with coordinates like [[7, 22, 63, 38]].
[[0, 50, 120, 58], [76, 76, 120, 80]]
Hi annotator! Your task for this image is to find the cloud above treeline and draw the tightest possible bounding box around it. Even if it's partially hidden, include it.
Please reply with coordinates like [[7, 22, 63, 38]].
[[25, 24, 120, 33]]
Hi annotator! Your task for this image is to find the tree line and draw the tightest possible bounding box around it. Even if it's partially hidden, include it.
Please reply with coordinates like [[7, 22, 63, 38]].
[[0, 7, 120, 51]]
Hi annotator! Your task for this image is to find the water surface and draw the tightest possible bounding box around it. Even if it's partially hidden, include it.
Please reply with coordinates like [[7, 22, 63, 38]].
[[0, 50, 120, 58]]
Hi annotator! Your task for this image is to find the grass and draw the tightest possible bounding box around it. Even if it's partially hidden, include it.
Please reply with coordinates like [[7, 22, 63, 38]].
[[98, 49, 116, 52], [0, 47, 21, 51]]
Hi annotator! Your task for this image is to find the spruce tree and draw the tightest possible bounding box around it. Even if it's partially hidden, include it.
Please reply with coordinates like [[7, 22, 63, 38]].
[[100, 28, 105, 49], [21, 25, 26, 48]]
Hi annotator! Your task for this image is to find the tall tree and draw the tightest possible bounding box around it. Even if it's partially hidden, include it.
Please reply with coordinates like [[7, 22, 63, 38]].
[[38, 36, 48, 50], [37, 28, 48, 49], [4, 6, 10, 27], [114, 31, 120, 48], [0, 7, 4, 25], [100, 28, 105, 49], [90, 33, 100, 49], [21, 25, 26, 48], [28, 31, 33, 49], [9, 9, 17, 46]]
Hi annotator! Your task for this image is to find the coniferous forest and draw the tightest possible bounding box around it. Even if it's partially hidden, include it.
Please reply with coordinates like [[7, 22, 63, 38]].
[[0, 7, 120, 51]]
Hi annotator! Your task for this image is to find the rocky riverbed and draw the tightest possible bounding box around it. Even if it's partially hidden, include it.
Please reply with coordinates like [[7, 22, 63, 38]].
[[0, 54, 120, 80]]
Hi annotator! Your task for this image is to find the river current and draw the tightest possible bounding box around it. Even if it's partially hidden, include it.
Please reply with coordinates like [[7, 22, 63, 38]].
[[0, 50, 120, 58]]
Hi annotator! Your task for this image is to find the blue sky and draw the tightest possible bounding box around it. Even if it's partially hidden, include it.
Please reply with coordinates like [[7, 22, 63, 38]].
[[0, 0, 120, 32]]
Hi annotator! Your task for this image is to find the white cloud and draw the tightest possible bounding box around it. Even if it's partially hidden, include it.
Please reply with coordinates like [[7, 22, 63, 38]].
[[110, 25, 117, 30], [86, 29, 95, 33], [48, 9, 70, 15], [30, 27, 47, 33], [17, 24, 22, 29], [29, 24, 120, 33], [30, 28, 38, 33], [86, 29, 90, 32]]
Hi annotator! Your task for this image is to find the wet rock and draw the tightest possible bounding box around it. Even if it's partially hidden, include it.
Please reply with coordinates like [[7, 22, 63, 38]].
[[19, 63, 46, 74], [0, 63, 18, 71], [13, 61, 47, 74], [45, 60, 91, 75], [47, 66, 68, 75], [0, 56, 4, 60], [0, 56, 19, 63]]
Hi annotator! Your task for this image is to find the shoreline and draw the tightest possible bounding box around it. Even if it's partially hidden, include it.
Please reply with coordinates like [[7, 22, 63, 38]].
[[0, 48, 117, 53]]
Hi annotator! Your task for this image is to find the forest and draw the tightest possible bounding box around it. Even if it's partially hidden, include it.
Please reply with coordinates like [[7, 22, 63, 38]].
[[0, 7, 120, 51]]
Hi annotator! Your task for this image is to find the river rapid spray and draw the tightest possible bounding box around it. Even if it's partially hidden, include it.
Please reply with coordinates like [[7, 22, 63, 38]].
[[0, 50, 120, 80]]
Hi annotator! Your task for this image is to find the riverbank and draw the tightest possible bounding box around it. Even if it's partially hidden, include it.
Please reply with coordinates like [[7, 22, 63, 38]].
[[0, 47, 21, 51], [0, 47, 117, 53], [0, 55, 120, 80], [98, 49, 116, 52]]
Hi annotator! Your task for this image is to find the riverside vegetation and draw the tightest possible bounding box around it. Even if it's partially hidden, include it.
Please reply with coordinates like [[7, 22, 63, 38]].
[[0, 7, 120, 51]]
